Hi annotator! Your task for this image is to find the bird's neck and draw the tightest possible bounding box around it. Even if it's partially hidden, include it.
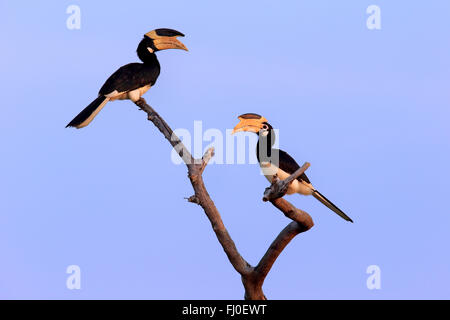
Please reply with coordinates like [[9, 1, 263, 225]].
[[141, 53, 160, 67], [256, 130, 275, 163]]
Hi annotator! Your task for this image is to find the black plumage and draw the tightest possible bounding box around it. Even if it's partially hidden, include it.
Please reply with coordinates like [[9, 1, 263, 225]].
[[66, 28, 186, 129]]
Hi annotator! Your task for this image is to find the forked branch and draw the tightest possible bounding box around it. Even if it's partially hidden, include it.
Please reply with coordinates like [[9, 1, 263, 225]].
[[135, 98, 314, 299]]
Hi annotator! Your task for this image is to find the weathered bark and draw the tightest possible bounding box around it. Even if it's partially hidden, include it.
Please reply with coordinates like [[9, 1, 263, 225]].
[[135, 98, 314, 299]]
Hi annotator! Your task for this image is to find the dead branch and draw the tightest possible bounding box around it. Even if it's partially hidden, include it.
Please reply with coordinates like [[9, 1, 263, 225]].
[[135, 98, 314, 300], [262, 163, 310, 202]]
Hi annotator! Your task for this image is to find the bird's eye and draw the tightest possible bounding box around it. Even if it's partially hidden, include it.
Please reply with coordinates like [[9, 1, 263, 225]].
[[262, 124, 269, 130]]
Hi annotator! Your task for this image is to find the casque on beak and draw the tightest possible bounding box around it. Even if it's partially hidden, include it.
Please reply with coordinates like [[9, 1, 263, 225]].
[[145, 29, 188, 51], [231, 115, 267, 134]]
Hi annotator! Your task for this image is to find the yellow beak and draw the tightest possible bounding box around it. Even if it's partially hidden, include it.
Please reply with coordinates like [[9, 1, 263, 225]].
[[231, 117, 266, 134], [153, 37, 188, 51]]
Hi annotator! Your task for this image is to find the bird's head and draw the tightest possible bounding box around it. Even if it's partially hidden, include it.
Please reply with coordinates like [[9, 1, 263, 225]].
[[231, 113, 273, 136], [141, 28, 188, 53]]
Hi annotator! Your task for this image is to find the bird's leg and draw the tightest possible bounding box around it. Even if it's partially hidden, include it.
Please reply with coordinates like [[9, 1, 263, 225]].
[[263, 163, 311, 202]]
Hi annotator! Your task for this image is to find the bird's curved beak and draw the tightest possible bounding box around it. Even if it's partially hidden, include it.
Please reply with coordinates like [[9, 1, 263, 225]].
[[154, 37, 188, 51], [145, 29, 188, 51], [231, 118, 265, 134]]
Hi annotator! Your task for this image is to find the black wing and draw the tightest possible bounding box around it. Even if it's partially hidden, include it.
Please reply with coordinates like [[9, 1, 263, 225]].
[[99, 63, 160, 95], [274, 148, 311, 184]]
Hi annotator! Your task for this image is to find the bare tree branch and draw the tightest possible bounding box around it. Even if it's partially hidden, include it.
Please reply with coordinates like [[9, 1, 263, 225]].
[[134, 98, 314, 299]]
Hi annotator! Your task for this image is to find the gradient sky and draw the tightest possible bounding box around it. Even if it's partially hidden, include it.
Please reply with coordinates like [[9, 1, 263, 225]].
[[1, 1, 449, 299]]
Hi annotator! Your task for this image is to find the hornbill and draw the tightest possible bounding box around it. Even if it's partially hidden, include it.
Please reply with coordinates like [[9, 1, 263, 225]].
[[232, 113, 353, 222], [66, 28, 187, 129]]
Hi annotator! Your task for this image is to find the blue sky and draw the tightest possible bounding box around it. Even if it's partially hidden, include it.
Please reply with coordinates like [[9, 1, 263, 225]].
[[1, 1, 449, 299]]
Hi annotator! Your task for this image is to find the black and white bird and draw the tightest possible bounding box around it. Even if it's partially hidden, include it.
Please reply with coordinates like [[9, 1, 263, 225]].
[[66, 28, 187, 129], [232, 113, 353, 222]]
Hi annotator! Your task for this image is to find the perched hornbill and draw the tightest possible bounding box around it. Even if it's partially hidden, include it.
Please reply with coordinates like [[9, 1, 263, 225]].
[[66, 28, 187, 129], [232, 113, 353, 222]]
